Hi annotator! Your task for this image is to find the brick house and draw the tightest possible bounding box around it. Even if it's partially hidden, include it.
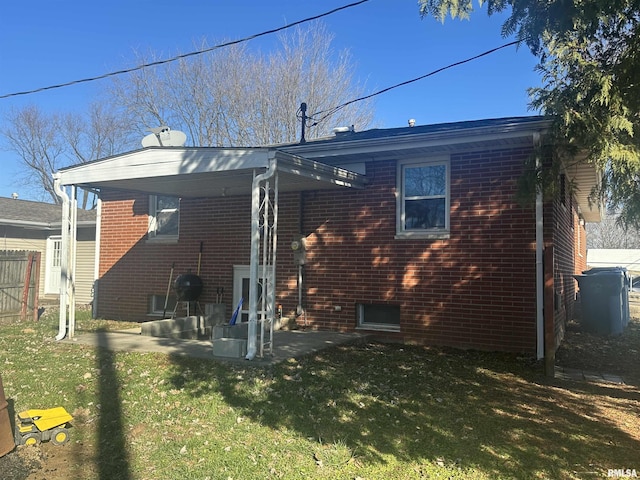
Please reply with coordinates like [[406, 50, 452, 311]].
[[54, 116, 600, 360]]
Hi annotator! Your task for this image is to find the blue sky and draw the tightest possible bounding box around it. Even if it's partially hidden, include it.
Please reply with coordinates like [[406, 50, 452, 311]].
[[0, 0, 541, 201]]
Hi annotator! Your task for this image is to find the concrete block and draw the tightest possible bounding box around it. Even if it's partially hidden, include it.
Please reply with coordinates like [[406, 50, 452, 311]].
[[211, 319, 279, 340], [212, 338, 247, 358], [141, 316, 199, 337], [142, 316, 212, 339], [205, 304, 226, 326], [213, 322, 250, 340]]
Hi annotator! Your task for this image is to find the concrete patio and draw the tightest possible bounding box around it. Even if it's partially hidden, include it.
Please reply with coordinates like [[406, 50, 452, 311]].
[[65, 327, 370, 366]]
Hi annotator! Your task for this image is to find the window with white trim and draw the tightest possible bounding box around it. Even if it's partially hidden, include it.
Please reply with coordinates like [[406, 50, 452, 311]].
[[149, 195, 180, 240], [397, 158, 450, 237]]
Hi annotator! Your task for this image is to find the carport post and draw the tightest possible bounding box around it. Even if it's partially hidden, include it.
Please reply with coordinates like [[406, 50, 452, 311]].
[[247, 157, 277, 360]]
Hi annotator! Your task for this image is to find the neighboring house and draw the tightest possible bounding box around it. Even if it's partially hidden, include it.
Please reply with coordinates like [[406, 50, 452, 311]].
[[587, 249, 640, 272], [587, 249, 640, 290], [0, 197, 96, 305], [54, 116, 601, 358]]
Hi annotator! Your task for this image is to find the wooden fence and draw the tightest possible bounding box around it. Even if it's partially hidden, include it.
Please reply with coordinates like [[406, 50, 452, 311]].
[[0, 251, 40, 324]]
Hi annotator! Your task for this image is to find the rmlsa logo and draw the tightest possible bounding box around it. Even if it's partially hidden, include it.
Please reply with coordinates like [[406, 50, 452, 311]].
[[608, 469, 638, 478]]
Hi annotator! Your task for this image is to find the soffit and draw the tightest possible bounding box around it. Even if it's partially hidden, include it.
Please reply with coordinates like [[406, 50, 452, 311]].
[[564, 157, 602, 223]]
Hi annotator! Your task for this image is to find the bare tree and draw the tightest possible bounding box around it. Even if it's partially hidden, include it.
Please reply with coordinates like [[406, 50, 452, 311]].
[[587, 214, 640, 249], [60, 102, 138, 207], [2, 102, 137, 206], [2, 105, 66, 203], [108, 22, 375, 147], [2, 22, 374, 203]]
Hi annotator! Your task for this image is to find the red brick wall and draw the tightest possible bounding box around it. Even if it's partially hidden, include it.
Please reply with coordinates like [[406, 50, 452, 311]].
[[546, 178, 586, 350], [298, 148, 538, 353], [97, 146, 545, 353], [96, 190, 303, 321]]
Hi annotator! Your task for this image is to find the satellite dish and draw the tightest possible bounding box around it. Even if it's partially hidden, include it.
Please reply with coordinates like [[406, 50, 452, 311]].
[[141, 126, 187, 147]]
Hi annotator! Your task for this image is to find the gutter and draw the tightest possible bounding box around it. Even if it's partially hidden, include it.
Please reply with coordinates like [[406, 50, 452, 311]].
[[246, 157, 277, 360], [92, 197, 102, 319]]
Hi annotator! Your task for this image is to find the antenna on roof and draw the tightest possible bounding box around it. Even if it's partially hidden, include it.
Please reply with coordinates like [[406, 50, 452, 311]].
[[299, 103, 307, 144], [141, 126, 187, 148]]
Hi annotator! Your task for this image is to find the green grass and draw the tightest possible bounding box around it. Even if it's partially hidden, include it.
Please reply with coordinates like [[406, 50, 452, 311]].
[[1, 311, 639, 479]]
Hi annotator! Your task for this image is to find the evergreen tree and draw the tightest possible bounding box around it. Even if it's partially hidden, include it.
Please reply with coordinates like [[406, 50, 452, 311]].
[[420, 0, 640, 225]]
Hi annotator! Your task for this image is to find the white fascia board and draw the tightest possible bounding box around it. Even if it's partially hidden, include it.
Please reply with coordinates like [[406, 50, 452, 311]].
[[285, 120, 551, 159], [57, 147, 273, 186]]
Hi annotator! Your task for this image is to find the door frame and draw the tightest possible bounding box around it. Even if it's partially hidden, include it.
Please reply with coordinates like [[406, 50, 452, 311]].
[[44, 235, 62, 295], [232, 264, 273, 323]]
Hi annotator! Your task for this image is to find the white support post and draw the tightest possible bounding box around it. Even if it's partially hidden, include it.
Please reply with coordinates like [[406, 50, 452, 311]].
[[69, 186, 78, 338], [269, 172, 278, 355], [260, 180, 270, 358], [246, 158, 277, 360], [53, 176, 69, 341], [258, 172, 278, 358]]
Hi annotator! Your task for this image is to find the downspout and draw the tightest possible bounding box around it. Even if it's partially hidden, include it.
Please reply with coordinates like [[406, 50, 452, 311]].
[[68, 187, 78, 338], [534, 132, 544, 360], [93, 197, 102, 319], [246, 157, 277, 360], [53, 174, 69, 341]]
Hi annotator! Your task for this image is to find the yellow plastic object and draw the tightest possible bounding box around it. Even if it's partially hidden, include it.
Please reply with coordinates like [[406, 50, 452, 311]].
[[16, 407, 73, 445]]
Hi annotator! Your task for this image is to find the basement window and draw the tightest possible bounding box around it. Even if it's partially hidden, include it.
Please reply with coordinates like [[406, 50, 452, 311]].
[[148, 195, 180, 242], [356, 303, 400, 331], [148, 294, 176, 317]]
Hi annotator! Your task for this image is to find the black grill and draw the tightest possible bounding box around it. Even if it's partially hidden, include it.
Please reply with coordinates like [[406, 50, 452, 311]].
[[173, 273, 203, 301]]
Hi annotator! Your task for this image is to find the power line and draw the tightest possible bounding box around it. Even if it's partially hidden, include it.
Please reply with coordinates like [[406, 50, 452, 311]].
[[310, 40, 520, 124], [0, 0, 370, 100]]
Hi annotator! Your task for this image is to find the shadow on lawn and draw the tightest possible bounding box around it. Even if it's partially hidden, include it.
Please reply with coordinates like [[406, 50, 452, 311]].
[[94, 330, 132, 480], [169, 343, 639, 478]]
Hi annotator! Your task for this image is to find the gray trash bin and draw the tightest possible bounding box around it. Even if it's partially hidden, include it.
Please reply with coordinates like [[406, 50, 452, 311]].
[[575, 267, 628, 335]]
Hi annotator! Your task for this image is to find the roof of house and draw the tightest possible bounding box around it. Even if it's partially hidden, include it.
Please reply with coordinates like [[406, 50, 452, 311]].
[[55, 115, 601, 222], [287, 115, 550, 145], [0, 197, 96, 229]]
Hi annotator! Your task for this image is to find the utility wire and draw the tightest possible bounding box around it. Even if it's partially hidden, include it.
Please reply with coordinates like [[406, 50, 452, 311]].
[[0, 0, 370, 100], [310, 40, 520, 124]]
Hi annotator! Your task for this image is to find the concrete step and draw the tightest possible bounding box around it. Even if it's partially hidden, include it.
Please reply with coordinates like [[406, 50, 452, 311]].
[[212, 338, 247, 358]]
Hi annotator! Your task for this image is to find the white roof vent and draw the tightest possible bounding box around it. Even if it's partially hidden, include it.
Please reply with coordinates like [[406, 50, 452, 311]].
[[332, 125, 355, 136]]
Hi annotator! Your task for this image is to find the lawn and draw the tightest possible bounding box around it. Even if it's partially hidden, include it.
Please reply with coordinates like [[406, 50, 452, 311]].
[[0, 309, 638, 479]]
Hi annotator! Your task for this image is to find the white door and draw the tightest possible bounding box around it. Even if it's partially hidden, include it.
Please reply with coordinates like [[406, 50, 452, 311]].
[[45, 235, 62, 294], [232, 265, 273, 323]]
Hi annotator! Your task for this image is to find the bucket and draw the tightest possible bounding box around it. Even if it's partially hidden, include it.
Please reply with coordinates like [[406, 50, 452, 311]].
[[0, 374, 15, 457]]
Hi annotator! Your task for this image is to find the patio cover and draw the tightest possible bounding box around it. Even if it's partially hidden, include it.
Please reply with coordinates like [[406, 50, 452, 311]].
[[54, 147, 366, 197], [52, 147, 367, 357]]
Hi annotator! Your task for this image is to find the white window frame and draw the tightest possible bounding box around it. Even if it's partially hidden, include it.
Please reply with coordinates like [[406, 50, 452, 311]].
[[396, 156, 450, 239], [148, 195, 180, 242]]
